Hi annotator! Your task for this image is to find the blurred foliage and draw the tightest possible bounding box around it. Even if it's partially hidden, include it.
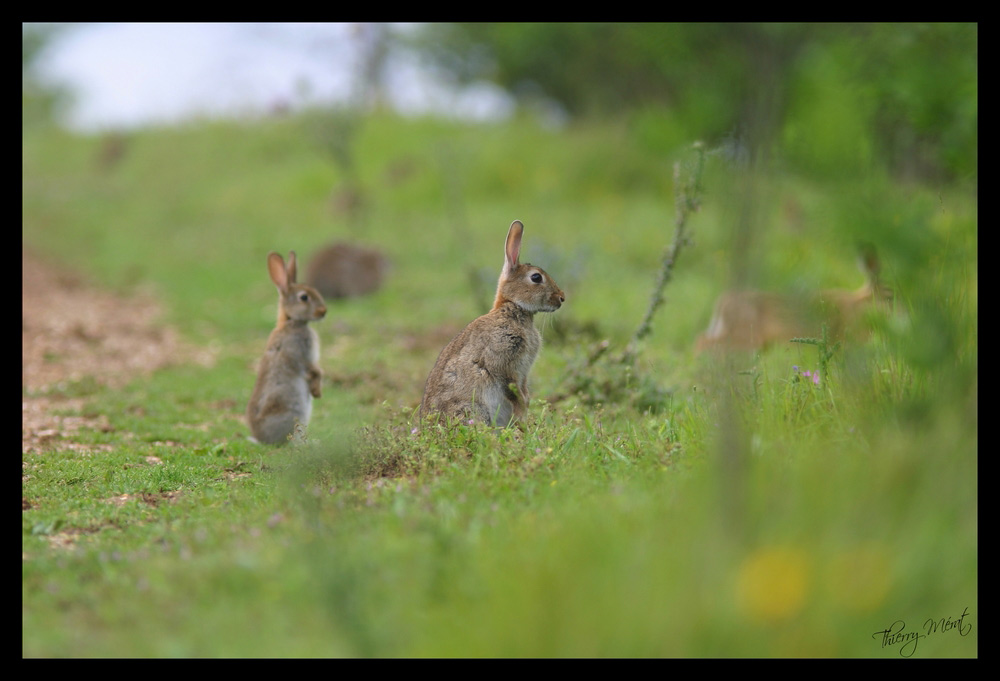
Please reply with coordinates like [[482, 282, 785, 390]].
[[409, 22, 977, 182], [22, 23, 74, 128], [22, 102, 976, 658], [22, 23, 976, 654]]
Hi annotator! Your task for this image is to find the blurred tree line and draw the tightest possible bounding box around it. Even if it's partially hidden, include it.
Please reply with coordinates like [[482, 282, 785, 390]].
[[410, 23, 977, 183], [23, 23, 976, 184], [22, 23, 73, 128]]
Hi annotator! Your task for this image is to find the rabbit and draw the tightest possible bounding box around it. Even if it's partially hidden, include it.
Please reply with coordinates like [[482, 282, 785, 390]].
[[696, 245, 894, 352], [420, 220, 566, 427], [305, 242, 389, 300], [246, 251, 327, 444]]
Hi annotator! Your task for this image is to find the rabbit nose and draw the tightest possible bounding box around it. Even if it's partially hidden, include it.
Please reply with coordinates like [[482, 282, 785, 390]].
[[316, 305, 327, 318]]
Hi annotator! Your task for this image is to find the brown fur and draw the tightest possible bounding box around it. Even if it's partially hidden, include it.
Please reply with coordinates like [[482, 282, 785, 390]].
[[246, 251, 327, 444], [305, 242, 389, 300], [420, 220, 565, 427], [696, 248, 893, 352]]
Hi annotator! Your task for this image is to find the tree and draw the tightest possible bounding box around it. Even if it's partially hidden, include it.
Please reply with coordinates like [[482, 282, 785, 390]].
[[22, 23, 74, 127], [409, 22, 977, 181]]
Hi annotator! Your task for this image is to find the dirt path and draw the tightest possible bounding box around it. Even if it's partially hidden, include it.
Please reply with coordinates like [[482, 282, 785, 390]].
[[22, 249, 215, 454]]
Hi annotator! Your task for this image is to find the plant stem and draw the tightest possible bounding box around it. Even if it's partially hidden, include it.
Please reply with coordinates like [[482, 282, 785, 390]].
[[621, 142, 706, 364]]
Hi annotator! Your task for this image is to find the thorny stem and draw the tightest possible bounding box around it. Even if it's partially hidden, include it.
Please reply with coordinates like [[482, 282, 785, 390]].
[[790, 323, 840, 384], [551, 142, 706, 406], [620, 141, 706, 365]]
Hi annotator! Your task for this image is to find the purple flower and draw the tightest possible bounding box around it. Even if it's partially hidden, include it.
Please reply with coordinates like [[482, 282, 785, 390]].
[[794, 366, 821, 386]]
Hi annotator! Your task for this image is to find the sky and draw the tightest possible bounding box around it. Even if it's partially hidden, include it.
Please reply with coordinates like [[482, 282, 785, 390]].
[[29, 22, 515, 132]]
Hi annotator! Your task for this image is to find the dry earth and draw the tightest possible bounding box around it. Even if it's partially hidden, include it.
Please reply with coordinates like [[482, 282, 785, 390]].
[[22, 249, 216, 454]]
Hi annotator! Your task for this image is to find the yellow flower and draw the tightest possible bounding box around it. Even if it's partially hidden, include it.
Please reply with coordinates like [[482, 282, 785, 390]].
[[736, 546, 810, 622]]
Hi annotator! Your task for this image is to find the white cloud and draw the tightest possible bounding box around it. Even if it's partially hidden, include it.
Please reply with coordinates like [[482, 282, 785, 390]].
[[32, 22, 514, 131]]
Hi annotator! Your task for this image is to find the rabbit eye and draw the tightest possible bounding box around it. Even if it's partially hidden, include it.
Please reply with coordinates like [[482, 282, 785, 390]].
[[299, 292, 309, 302], [530, 273, 543, 284]]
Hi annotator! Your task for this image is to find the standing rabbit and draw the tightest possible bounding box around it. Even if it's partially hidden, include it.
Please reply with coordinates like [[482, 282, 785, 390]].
[[420, 220, 566, 427], [246, 251, 327, 444], [696, 246, 893, 352]]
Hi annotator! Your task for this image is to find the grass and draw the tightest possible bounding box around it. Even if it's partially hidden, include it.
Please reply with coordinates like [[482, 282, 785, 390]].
[[22, 110, 976, 657]]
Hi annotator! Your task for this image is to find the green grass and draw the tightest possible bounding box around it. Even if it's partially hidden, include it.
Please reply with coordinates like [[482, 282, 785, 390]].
[[22, 111, 976, 657]]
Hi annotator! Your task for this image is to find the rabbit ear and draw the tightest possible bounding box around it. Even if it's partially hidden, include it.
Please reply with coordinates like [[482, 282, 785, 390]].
[[286, 251, 298, 284], [503, 220, 524, 278], [267, 252, 289, 293], [856, 242, 879, 272]]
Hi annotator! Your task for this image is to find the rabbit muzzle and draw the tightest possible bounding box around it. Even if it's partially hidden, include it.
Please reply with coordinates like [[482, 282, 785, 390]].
[[549, 290, 566, 310]]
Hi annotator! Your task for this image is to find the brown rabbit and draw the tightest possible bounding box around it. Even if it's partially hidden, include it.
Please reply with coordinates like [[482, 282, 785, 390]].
[[305, 242, 389, 300], [696, 247, 893, 352], [246, 251, 327, 444], [420, 220, 566, 427]]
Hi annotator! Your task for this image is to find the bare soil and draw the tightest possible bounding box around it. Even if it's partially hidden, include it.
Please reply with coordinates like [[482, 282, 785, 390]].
[[21, 249, 216, 454]]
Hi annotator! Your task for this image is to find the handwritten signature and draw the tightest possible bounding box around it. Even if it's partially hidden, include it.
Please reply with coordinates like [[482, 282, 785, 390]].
[[872, 607, 973, 657]]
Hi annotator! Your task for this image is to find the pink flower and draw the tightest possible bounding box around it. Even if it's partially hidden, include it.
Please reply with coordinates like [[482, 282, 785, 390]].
[[794, 367, 821, 386]]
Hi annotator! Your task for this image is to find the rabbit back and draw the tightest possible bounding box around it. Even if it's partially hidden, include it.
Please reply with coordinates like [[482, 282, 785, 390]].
[[420, 303, 541, 426], [696, 247, 893, 352], [306, 242, 389, 299], [697, 290, 807, 351], [247, 324, 319, 443]]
